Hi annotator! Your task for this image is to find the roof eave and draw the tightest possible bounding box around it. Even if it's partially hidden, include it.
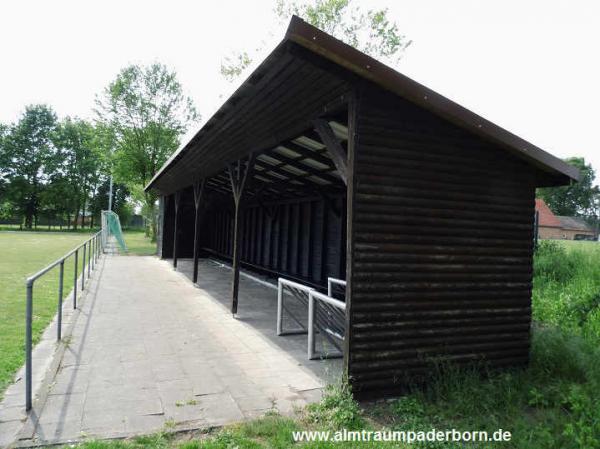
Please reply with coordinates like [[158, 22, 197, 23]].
[[285, 16, 580, 185]]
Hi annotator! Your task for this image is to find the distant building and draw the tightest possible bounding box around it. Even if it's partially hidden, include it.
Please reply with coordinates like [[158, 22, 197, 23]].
[[535, 199, 597, 240], [556, 216, 597, 240]]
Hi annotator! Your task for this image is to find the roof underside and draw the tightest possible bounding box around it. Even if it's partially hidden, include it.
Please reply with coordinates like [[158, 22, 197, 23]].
[[146, 16, 579, 196]]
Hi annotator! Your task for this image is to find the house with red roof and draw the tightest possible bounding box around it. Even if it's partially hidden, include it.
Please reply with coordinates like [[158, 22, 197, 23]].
[[535, 199, 597, 240]]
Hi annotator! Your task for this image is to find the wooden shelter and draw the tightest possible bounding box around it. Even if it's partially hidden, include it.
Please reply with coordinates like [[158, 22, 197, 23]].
[[145, 16, 579, 399]]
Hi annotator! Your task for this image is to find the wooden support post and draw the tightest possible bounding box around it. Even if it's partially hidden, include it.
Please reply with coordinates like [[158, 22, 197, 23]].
[[228, 153, 255, 315], [192, 179, 206, 283], [173, 191, 181, 269], [313, 118, 348, 185]]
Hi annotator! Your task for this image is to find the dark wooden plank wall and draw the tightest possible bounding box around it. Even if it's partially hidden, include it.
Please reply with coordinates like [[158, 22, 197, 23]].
[[161, 194, 175, 259], [160, 189, 197, 260], [201, 196, 346, 288], [346, 85, 537, 398]]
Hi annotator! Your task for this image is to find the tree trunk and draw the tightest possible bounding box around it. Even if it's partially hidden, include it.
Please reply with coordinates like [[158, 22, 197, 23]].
[[81, 194, 87, 230], [24, 198, 34, 229], [73, 201, 80, 230]]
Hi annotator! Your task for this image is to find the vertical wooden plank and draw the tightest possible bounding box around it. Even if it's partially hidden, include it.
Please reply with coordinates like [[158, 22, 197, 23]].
[[305, 201, 313, 279], [320, 200, 329, 284], [257, 208, 263, 266], [264, 211, 271, 267], [339, 197, 347, 279], [284, 204, 292, 272], [172, 191, 181, 269], [273, 208, 280, 270], [157, 196, 165, 258], [344, 88, 359, 384]]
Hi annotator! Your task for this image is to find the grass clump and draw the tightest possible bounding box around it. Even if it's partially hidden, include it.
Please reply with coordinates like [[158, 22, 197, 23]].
[[368, 327, 600, 448], [306, 382, 365, 430], [533, 241, 600, 339]]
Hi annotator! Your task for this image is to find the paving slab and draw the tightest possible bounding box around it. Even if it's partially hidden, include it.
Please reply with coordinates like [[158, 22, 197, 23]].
[[6, 256, 340, 447]]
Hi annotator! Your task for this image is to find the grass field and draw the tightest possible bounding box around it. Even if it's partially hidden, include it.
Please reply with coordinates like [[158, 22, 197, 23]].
[[123, 230, 156, 256], [0, 230, 154, 398], [0, 232, 92, 397]]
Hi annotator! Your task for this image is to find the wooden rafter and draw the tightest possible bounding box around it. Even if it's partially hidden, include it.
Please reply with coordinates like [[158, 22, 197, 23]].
[[313, 119, 348, 185]]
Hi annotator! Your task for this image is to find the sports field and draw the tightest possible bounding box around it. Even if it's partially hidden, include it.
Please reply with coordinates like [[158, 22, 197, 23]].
[[0, 230, 154, 397]]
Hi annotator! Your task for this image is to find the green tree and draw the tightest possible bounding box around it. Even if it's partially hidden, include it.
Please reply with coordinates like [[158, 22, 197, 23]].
[[89, 178, 131, 227], [538, 157, 600, 217], [54, 118, 103, 229], [1, 105, 59, 228], [0, 123, 8, 213], [95, 63, 199, 240], [39, 176, 72, 228], [221, 0, 411, 81]]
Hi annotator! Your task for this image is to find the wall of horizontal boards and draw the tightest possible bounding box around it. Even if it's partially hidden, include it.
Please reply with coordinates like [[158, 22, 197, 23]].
[[346, 83, 537, 398]]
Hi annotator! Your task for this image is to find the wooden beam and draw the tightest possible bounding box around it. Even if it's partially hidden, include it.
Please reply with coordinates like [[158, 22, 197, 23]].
[[192, 179, 206, 283], [172, 191, 181, 269], [228, 154, 256, 315], [263, 148, 340, 184], [313, 119, 348, 185]]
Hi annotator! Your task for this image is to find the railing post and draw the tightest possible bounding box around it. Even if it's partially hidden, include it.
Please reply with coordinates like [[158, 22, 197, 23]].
[[57, 261, 64, 341], [81, 243, 86, 291], [73, 249, 78, 309], [87, 240, 91, 278], [91, 237, 94, 271], [25, 281, 33, 411]]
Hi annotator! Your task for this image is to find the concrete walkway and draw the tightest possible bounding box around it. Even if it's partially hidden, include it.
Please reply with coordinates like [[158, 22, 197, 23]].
[[10, 255, 341, 446]]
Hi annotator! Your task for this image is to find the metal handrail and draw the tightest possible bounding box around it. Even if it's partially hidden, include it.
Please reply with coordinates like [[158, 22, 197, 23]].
[[308, 290, 346, 360], [24, 230, 103, 411], [327, 277, 346, 297], [276, 278, 315, 336]]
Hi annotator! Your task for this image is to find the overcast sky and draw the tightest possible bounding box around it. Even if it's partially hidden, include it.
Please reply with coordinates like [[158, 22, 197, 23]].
[[1, 0, 598, 178]]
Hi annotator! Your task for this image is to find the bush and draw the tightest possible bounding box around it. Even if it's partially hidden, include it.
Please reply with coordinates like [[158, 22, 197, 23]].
[[534, 240, 578, 283]]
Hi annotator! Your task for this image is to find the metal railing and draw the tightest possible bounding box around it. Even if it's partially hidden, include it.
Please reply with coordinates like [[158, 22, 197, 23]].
[[308, 290, 346, 360], [276, 278, 314, 336], [24, 231, 103, 411], [277, 276, 347, 361], [327, 277, 346, 297]]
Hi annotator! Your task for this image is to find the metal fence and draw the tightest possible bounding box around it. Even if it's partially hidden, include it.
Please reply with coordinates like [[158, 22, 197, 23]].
[[24, 231, 103, 411], [327, 276, 346, 298], [277, 276, 347, 360], [276, 278, 313, 336], [308, 289, 346, 360]]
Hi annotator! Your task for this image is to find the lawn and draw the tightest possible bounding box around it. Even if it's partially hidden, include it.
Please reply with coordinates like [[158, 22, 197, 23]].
[[123, 230, 156, 256], [0, 231, 93, 397]]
